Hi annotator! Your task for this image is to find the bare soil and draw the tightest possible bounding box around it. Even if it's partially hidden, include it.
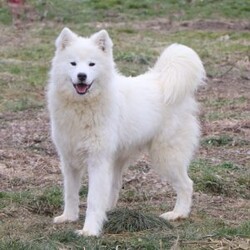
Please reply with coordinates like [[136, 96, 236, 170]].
[[92, 19, 250, 32]]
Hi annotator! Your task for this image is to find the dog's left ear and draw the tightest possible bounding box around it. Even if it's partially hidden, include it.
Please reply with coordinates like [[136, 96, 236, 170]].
[[91, 30, 113, 53]]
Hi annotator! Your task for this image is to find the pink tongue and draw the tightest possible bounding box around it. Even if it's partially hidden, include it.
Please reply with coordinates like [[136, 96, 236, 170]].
[[76, 84, 88, 94]]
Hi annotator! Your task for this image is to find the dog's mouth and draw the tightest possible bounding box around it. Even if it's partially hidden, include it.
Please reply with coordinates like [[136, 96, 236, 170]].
[[73, 82, 93, 95]]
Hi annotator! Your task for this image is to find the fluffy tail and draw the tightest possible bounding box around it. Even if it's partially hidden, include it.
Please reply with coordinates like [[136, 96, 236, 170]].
[[153, 43, 206, 104]]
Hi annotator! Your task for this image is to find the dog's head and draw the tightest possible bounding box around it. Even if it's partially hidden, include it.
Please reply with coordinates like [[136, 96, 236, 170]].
[[50, 28, 115, 100]]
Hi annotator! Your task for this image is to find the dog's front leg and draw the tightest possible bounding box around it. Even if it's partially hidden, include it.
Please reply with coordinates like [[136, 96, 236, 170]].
[[76, 158, 112, 237], [54, 165, 83, 223]]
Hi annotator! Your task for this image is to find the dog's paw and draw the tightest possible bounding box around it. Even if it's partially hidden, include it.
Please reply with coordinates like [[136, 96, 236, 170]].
[[75, 229, 100, 237], [53, 214, 78, 224], [160, 211, 188, 221]]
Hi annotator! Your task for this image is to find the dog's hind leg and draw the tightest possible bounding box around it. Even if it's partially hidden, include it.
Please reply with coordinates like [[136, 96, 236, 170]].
[[54, 163, 84, 223], [160, 165, 193, 221], [150, 123, 199, 220]]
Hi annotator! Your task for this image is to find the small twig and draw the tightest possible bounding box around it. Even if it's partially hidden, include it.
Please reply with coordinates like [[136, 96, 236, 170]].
[[207, 60, 239, 78], [215, 64, 235, 78], [170, 235, 180, 250], [180, 240, 218, 245]]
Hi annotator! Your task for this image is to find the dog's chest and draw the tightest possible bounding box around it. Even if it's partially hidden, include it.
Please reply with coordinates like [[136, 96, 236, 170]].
[[52, 106, 110, 155]]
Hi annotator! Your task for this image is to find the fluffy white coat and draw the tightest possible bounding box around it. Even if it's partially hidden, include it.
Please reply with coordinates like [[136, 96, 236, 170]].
[[47, 28, 205, 236]]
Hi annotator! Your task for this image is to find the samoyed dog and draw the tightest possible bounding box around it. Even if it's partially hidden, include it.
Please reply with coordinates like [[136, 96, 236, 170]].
[[47, 28, 205, 236]]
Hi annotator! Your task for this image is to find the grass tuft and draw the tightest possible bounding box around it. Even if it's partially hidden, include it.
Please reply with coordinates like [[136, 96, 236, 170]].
[[190, 160, 249, 198], [49, 229, 79, 243], [104, 208, 173, 234], [217, 220, 250, 237], [202, 135, 233, 147]]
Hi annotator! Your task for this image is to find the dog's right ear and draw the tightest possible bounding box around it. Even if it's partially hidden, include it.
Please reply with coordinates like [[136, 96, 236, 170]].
[[55, 27, 77, 50], [91, 29, 113, 53]]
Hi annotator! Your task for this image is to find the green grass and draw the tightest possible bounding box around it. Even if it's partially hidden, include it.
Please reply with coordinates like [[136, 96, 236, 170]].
[[190, 160, 249, 198], [0, 186, 85, 219], [0, 231, 176, 250], [0, 190, 33, 206], [202, 134, 234, 147], [1, 0, 249, 25], [26, 187, 63, 216], [202, 134, 250, 147], [0, 187, 62, 214], [205, 96, 247, 109], [216, 220, 250, 238]]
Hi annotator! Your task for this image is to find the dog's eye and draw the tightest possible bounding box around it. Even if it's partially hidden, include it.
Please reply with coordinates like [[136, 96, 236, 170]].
[[70, 62, 77, 66], [89, 62, 95, 67]]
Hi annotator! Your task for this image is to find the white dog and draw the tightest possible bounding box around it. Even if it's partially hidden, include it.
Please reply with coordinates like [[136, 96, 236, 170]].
[[47, 28, 205, 236]]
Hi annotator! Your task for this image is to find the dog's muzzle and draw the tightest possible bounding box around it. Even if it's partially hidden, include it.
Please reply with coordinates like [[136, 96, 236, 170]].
[[73, 82, 93, 95], [72, 73, 93, 95]]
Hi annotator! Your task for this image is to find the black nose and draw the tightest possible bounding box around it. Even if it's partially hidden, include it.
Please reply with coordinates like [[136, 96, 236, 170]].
[[77, 73, 87, 82]]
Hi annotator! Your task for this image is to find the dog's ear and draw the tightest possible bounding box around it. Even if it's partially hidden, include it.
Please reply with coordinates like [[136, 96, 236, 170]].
[[91, 30, 113, 53], [55, 27, 77, 50]]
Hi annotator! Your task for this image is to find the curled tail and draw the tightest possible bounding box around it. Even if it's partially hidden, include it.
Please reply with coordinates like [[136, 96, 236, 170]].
[[153, 43, 206, 104]]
